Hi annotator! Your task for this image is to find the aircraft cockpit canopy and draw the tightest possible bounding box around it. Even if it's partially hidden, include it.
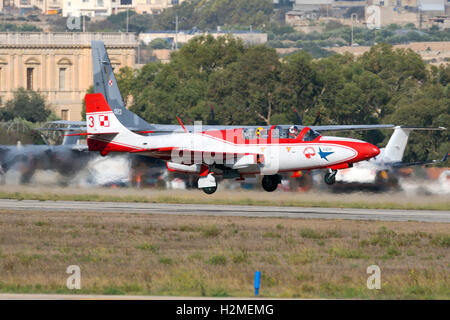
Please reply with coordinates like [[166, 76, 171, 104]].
[[243, 127, 270, 140], [302, 128, 321, 141], [242, 126, 321, 141], [270, 126, 321, 141]]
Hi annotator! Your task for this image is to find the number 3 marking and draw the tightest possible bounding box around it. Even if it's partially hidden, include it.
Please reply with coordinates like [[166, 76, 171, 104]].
[[88, 116, 94, 128]]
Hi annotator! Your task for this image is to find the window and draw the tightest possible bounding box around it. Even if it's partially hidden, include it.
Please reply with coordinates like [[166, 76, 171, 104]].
[[26, 68, 33, 90], [61, 109, 69, 121], [270, 126, 320, 141], [59, 68, 66, 90], [243, 128, 269, 140], [271, 126, 285, 139], [302, 129, 320, 142], [270, 126, 295, 139]]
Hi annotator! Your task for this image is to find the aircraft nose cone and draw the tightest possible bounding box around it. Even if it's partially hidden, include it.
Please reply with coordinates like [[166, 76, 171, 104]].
[[359, 143, 380, 160], [371, 145, 380, 157]]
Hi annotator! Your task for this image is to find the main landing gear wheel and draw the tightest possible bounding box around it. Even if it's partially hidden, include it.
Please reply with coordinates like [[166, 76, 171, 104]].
[[324, 170, 337, 185], [262, 174, 281, 192], [199, 172, 217, 195], [202, 186, 217, 194]]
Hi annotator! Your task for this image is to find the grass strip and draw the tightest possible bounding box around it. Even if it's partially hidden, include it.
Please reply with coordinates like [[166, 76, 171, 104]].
[[0, 191, 448, 211]]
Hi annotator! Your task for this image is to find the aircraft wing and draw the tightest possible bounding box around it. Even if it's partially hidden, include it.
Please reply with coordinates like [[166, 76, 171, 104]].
[[39, 121, 402, 134], [140, 124, 268, 132], [309, 124, 395, 132], [148, 124, 399, 132], [391, 152, 449, 168], [128, 123, 398, 133]]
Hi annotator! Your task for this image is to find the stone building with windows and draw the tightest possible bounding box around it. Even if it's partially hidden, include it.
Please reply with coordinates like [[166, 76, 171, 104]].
[[61, 0, 186, 17], [0, 32, 137, 121], [1, 0, 62, 14]]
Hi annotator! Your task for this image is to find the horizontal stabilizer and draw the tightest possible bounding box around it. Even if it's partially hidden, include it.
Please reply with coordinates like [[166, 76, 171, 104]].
[[396, 126, 446, 131], [38, 127, 88, 132], [391, 152, 449, 168], [64, 132, 119, 137], [46, 120, 85, 126]]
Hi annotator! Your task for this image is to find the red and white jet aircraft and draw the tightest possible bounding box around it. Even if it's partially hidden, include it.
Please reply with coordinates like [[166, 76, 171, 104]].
[[83, 93, 381, 194]]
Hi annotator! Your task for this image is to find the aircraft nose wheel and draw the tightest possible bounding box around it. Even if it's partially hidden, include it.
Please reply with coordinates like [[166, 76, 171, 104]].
[[324, 170, 337, 185], [202, 186, 217, 194]]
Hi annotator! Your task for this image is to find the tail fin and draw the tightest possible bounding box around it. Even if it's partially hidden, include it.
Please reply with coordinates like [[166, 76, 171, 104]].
[[91, 40, 125, 112], [383, 126, 411, 162], [85, 93, 125, 135], [383, 126, 446, 163], [91, 41, 153, 131], [85, 93, 144, 155]]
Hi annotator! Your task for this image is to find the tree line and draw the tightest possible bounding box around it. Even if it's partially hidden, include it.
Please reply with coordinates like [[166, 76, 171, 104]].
[[84, 0, 273, 33], [268, 23, 450, 49], [114, 35, 449, 162], [0, 88, 52, 123]]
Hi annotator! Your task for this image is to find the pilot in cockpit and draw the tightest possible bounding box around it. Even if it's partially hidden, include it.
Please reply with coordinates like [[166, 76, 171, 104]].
[[288, 125, 300, 139]]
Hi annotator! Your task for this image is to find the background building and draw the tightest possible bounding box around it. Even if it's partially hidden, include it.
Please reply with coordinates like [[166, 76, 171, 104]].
[[1, 0, 62, 14], [134, 0, 186, 15], [62, 0, 114, 17], [0, 32, 137, 121], [0, 0, 187, 17], [287, 0, 449, 28]]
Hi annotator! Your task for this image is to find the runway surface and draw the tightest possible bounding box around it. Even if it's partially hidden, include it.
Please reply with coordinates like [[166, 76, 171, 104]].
[[0, 293, 255, 300], [0, 199, 449, 222]]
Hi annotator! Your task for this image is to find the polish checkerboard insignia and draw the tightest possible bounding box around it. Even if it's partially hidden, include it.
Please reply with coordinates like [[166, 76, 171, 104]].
[[99, 115, 110, 127], [108, 79, 113, 87]]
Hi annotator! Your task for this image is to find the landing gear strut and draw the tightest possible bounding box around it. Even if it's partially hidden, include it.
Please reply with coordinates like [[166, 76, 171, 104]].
[[324, 169, 337, 185], [262, 174, 281, 192]]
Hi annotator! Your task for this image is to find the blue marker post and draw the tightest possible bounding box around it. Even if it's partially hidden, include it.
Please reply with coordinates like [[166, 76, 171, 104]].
[[254, 271, 261, 296]]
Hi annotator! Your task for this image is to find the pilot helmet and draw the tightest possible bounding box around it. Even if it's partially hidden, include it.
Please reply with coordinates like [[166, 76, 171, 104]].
[[289, 126, 299, 134]]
